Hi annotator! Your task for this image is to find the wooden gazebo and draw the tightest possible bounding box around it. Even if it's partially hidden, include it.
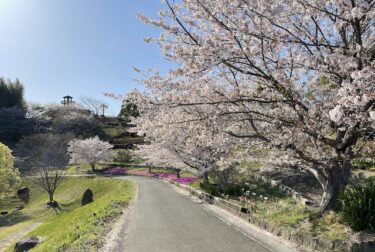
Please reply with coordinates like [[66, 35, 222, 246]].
[[61, 95, 74, 105]]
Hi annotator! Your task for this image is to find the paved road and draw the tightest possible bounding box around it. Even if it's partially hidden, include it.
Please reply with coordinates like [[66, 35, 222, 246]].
[[119, 176, 273, 252]]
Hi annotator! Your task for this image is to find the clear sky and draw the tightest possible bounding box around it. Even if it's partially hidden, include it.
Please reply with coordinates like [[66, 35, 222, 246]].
[[0, 0, 171, 115]]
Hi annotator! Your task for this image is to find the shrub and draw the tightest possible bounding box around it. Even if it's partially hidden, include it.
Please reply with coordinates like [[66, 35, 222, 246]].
[[339, 177, 375, 231], [199, 182, 220, 196], [0, 143, 21, 201], [114, 149, 132, 163]]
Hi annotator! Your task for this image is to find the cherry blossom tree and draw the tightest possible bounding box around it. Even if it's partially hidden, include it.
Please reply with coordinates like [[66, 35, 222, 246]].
[[131, 0, 375, 214], [68, 136, 116, 171], [130, 94, 249, 182]]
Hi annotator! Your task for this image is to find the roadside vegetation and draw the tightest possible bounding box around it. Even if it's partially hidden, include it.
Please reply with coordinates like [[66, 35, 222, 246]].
[[191, 171, 354, 242]]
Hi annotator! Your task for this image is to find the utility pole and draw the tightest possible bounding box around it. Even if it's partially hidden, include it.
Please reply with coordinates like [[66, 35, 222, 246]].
[[100, 104, 108, 117]]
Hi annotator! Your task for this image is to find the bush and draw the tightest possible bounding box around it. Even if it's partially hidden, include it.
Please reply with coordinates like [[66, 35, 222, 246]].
[[352, 158, 375, 170], [0, 143, 21, 201], [199, 182, 219, 196], [339, 177, 375, 231], [114, 149, 132, 163]]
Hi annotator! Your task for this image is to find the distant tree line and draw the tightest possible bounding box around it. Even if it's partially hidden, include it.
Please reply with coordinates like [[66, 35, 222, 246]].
[[0, 78, 31, 145]]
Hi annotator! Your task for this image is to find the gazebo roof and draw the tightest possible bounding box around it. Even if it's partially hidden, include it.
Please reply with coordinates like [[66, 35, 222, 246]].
[[63, 95, 73, 99]]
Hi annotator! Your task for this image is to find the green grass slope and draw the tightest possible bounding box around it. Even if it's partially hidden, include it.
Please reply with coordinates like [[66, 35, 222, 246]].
[[1, 177, 134, 252]]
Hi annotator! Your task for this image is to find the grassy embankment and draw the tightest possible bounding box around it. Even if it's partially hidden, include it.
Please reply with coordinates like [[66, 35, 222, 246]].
[[0, 177, 134, 251]]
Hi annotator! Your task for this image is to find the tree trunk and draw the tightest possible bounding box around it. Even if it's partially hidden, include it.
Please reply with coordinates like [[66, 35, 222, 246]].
[[203, 172, 209, 183], [47, 191, 58, 208], [319, 175, 342, 214], [90, 163, 96, 172], [48, 192, 54, 203], [149, 166, 152, 173], [317, 161, 352, 215], [176, 169, 181, 178]]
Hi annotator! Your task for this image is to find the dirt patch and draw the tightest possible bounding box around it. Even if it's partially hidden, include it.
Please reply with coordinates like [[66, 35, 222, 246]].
[[260, 169, 322, 205]]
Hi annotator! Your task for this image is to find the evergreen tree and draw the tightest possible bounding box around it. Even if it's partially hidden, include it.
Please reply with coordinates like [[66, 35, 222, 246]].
[[0, 78, 26, 110], [118, 99, 139, 122]]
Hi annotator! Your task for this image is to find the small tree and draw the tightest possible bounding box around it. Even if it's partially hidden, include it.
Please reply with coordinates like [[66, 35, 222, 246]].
[[0, 143, 21, 202], [16, 134, 70, 206], [68, 136, 116, 171]]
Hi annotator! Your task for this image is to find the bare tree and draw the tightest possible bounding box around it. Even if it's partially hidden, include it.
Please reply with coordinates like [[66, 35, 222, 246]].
[[79, 96, 105, 117], [16, 133, 70, 207]]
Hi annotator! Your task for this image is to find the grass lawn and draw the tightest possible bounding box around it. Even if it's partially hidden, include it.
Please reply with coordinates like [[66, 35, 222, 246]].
[[65, 164, 93, 175], [0, 176, 134, 251], [102, 127, 127, 138]]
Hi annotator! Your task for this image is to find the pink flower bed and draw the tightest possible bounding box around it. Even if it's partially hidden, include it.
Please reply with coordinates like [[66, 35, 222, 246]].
[[158, 173, 178, 179], [174, 177, 197, 184], [106, 168, 197, 185]]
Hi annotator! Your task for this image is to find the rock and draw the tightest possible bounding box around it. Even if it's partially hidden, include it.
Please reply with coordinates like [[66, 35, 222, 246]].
[[15, 206, 24, 211], [240, 207, 249, 213], [81, 189, 94, 206], [14, 237, 40, 252], [0, 211, 8, 215], [17, 188, 30, 203]]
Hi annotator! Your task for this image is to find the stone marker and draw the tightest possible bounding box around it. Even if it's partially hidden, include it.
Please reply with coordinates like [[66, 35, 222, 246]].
[[14, 237, 40, 252], [17, 188, 30, 203], [17, 188, 30, 196], [81, 189, 94, 206]]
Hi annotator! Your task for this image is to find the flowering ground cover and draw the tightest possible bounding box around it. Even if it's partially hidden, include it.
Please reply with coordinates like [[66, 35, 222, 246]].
[[174, 177, 196, 184], [104, 167, 197, 185]]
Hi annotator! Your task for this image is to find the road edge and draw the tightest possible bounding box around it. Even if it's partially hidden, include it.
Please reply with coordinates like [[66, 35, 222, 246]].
[[101, 179, 139, 252]]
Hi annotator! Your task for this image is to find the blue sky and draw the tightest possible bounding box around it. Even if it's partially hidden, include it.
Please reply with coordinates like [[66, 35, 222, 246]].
[[0, 0, 172, 115]]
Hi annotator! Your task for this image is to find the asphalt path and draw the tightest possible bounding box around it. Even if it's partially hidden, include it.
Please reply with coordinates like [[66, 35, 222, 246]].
[[118, 176, 274, 252]]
